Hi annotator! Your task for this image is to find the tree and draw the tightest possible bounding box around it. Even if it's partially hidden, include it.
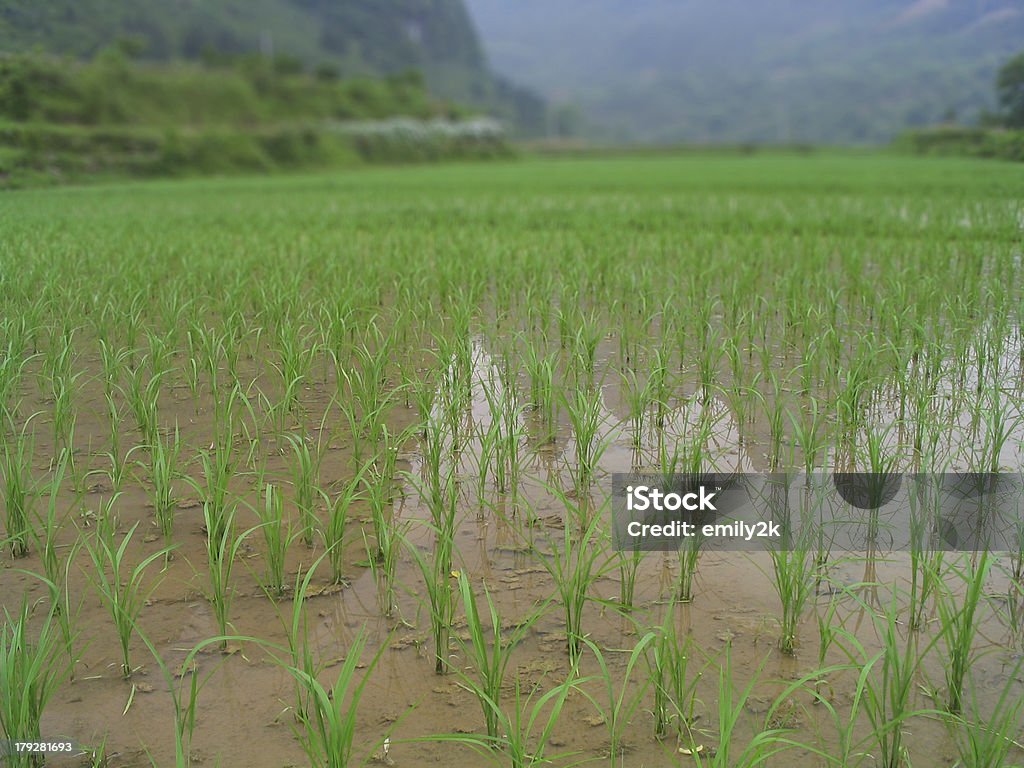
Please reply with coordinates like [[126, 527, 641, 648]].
[[996, 50, 1024, 128]]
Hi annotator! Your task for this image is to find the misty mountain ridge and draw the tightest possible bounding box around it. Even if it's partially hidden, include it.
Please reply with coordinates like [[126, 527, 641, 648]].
[[466, 0, 1024, 143]]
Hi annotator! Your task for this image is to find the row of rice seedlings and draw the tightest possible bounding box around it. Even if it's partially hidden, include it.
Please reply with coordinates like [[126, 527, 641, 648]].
[[83, 508, 172, 678], [0, 593, 70, 768]]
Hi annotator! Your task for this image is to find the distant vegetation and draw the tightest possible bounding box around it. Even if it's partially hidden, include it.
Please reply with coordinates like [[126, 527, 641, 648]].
[[0, 0, 546, 136], [0, 50, 510, 187], [899, 49, 1024, 162]]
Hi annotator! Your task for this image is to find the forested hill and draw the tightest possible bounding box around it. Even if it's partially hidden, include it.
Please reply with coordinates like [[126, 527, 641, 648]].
[[0, 0, 545, 134], [466, 0, 1024, 144]]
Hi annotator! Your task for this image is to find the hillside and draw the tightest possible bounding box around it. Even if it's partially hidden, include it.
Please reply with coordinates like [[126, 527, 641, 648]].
[[0, 0, 545, 134], [465, 0, 1024, 144]]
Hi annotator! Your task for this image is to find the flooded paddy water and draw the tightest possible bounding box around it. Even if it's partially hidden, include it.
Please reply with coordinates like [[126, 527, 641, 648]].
[[1, 155, 1023, 767]]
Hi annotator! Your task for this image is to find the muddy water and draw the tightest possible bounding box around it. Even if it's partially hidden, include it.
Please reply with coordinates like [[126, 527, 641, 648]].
[[2, 328, 1023, 768]]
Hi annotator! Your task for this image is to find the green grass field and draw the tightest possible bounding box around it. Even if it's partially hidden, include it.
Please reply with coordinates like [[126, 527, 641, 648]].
[[1, 153, 1023, 767]]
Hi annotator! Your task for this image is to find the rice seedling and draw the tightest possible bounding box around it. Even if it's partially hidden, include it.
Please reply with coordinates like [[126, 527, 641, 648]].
[[286, 432, 325, 548], [907, 478, 943, 632], [949, 658, 1024, 768], [614, 542, 644, 613], [280, 554, 329, 725], [0, 595, 70, 768], [535, 489, 609, 663], [404, 527, 457, 674], [446, 663, 581, 768], [690, 643, 792, 768], [1, 414, 38, 558], [455, 571, 547, 740], [578, 633, 655, 765], [135, 630, 249, 768], [255, 482, 293, 598], [838, 590, 941, 768], [203, 502, 258, 647], [147, 424, 182, 556], [768, 499, 818, 655], [28, 454, 82, 673], [935, 551, 992, 714], [123, 364, 164, 447], [323, 470, 365, 585], [84, 512, 173, 678], [676, 527, 704, 604], [646, 603, 703, 744], [562, 383, 609, 494], [278, 625, 390, 768]]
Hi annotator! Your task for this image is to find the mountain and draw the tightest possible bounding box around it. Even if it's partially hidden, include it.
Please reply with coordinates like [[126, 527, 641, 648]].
[[465, 0, 1024, 144], [0, 0, 546, 134]]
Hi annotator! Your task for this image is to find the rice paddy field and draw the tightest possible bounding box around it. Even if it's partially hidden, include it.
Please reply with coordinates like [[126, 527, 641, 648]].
[[1, 153, 1024, 768]]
